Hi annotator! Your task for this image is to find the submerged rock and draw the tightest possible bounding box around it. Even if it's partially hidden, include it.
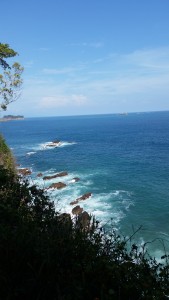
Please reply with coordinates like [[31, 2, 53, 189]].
[[37, 172, 43, 177], [47, 182, 66, 190], [43, 171, 68, 180], [70, 192, 92, 205]]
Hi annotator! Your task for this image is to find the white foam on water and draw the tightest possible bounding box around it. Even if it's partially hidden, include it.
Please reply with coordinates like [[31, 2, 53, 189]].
[[39, 140, 77, 150], [113, 191, 120, 196], [59, 141, 77, 147], [82, 180, 93, 186], [26, 151, 36, 156], [132, 237, 166, 263], [32, 170, 94, 192], [42, 179, 131, 225], [83, 191, 133, 224], [27, 167, 133, 228], [69, 179, 77, 183], [122, 199, 133, 211]]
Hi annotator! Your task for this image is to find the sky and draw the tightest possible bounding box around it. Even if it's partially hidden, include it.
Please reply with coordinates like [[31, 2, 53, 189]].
[[1, 0, 169, 117]]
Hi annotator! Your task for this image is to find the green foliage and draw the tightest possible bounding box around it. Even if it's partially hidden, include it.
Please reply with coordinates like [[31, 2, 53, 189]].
[[0, 164, 169, 299], [0, 134, 15, 171], [0, 43, 18, 69], [0, 43, 24, 110]]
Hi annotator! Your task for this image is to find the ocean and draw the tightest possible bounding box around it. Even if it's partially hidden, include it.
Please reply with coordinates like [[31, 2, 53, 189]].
[[1, 111, 169, 259]]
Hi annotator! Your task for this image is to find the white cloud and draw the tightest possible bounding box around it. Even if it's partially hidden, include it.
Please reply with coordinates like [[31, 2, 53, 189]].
[[122, 47, 169, 70], [43, 67, 77, 75], [39, 94, 87, 108], [71, 94, 87, 105], [70, 41, 104, 48], [14, 46, 169, 116]]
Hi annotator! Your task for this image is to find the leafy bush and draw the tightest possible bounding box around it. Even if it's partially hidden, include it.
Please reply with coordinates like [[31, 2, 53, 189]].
[[0, 134, 15, 171]]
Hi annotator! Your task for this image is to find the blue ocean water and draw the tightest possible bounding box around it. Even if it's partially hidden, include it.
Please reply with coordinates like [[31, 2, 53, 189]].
[[1, 111, 169, 258]]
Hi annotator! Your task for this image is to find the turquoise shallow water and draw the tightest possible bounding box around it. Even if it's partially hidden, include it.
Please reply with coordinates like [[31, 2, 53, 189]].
[[1, 111, 169, 258]]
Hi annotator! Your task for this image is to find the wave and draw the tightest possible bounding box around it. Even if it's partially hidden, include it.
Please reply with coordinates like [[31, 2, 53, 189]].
[[40, 140, 77, 150], [49, 188, 132, 225], [59, 141, 77, 147], [26, 151, 36, 156], [24, 168, 133, 228]]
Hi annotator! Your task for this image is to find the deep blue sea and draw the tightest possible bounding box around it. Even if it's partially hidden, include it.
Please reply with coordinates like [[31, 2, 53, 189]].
[[1, 111, 169, 258]]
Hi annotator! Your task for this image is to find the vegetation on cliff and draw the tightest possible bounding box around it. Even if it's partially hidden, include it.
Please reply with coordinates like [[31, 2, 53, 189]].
[[0, 137, 169, 300], [0, 134, 16, 171]]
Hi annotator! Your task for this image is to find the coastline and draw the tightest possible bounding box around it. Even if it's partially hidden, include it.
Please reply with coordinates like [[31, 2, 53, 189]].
[[1, 111, 169, 259], [0, 115, 24, 122]]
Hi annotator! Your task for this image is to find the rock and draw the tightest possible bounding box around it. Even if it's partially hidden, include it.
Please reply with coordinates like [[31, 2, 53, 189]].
[[72, 205, 83, 215], [47, 182, 66, 190], [78, 211, 91, 228], [37, 172, 43, 177], [18, 168, 32, 176], [52, 140, 61, 144], [72, 177, 80, 182], [70, 199, 79, 205], [76, 193, 92, 201], [45, 140, 61, 148], [43, 171, 68, 180], [70, 192, 92, 205]]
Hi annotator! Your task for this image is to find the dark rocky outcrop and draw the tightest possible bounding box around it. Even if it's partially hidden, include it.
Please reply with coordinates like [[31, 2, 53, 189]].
[[52, 140, 61, 144], [47, 182, 66, 190], [45, 140, 61, 148], [43, 171, 68, 180], [70, 199, 79, 205], [70, 192, 92, 205], [18, 168, 32, 176], [77, 193, 92, 201], [72, 205, 83, 215], [37, 173, 43, 177], [77, 211, 91, 228]]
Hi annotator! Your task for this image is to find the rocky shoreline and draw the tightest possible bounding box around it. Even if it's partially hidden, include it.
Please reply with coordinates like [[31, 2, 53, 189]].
[[17, 167, 92, 225]]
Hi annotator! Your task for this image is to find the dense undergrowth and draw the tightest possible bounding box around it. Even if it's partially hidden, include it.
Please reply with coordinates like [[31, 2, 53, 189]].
[[0, 134, 16, 171], [0, 135, 169, 299]]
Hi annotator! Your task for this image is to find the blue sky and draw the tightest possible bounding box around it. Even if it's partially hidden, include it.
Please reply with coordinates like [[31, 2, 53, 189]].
[[1, 0, 169, 117]]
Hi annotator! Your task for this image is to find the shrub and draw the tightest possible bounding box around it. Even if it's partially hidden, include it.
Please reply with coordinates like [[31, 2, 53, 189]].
[[0, 134, 16, 172]]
